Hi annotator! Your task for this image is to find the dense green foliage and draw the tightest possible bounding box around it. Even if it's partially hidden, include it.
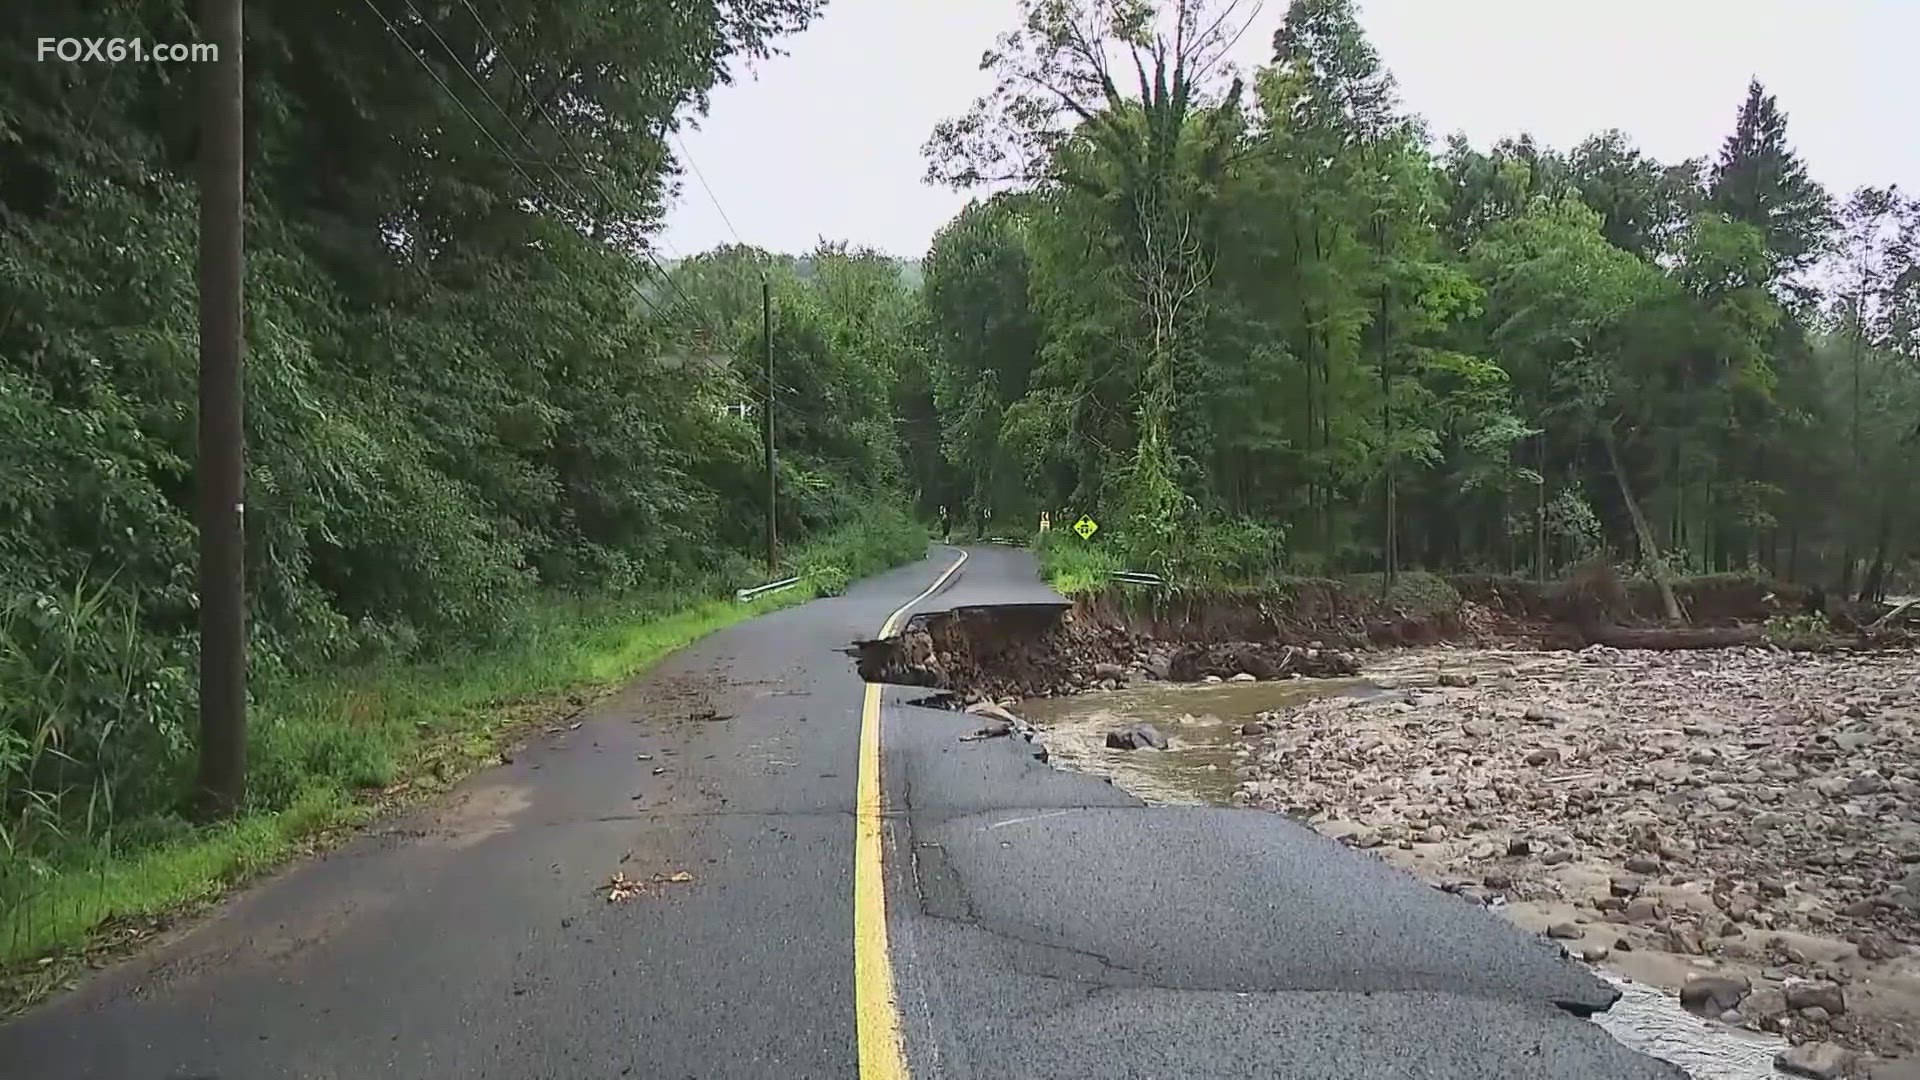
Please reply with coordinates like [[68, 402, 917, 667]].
[[0, 0, 937, 912], [919, 0, 1920, 597]]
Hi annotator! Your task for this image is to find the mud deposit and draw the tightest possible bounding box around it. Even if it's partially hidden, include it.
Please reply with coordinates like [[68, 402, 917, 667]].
[[852, 603, 1361, 701], [1015, 645, 1920, 1078]]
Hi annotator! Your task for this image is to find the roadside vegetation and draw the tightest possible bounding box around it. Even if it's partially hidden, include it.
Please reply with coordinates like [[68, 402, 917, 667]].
[[0, 0, 941, 988], [0, 507, 925, 996]]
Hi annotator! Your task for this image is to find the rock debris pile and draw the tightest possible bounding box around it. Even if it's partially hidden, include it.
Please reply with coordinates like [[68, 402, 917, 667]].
[[1232, 644, 1920, 1071]]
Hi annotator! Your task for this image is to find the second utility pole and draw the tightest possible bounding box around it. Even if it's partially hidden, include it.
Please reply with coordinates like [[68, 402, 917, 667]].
[[762, 278, 777, 576]]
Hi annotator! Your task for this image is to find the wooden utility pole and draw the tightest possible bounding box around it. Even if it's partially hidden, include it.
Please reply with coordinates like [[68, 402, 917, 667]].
[[762, 278, 778, 576], [196, 0, 246, 816]]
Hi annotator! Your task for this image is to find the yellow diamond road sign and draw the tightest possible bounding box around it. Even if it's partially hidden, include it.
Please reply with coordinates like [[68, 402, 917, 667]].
[[1073, 515, 1098, 540]]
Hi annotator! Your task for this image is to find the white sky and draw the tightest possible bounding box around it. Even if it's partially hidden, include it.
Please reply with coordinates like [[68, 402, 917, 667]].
[[660, 0, 1916, 260]]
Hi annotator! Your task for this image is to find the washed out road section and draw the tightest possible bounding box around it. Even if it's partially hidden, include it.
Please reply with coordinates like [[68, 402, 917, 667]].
[[877, 548, 1685, 1079]]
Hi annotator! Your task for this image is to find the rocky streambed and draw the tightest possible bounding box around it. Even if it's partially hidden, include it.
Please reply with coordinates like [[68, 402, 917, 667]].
[[1012, 644, 1920, 1079]]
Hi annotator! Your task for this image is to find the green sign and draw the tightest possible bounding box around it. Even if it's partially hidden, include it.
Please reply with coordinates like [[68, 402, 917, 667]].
[[1073, 515, 1098, 540]]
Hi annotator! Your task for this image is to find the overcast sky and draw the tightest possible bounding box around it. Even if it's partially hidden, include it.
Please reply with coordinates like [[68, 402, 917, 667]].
[[659, 0, 1915, 260]]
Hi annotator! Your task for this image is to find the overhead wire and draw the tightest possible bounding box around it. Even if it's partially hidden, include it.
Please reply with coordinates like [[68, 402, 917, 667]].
[[673, 130, 748, 250], [372, 0, 795, 421], [360, 0, 667, 320], [438, 0, 722, 338]]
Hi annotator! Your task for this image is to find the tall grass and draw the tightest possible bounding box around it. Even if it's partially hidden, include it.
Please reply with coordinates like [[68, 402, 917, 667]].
[[0, 504, 927, 984], [1034, 530, 1124, 595]]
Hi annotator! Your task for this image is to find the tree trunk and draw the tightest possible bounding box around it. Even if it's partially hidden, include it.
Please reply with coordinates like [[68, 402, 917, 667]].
[[1378, 260, 1395, 589], [1859, 501, 1892, 603], [1601, 423, 1683, 622], [1583, 626, 1760, 650], [1535, 433, 1547, 584]]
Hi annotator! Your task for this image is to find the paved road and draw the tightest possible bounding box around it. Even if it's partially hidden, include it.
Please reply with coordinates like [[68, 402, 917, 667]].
[[0, 545, 1682, 1079]]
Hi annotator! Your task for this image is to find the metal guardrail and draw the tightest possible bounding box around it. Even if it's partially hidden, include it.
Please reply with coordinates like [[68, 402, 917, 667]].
[[735, 575, 801, 602], [1111, 570, 1166, 587], [985, 536, 1022, 547]]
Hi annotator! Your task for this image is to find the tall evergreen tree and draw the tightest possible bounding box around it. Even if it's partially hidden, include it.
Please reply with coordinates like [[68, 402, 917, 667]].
[[1709, 80, 1834, 284]]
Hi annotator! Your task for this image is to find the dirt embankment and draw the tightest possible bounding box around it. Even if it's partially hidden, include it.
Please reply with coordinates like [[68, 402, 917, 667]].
[[851, 595, 1365, 702], [852, 568, 1883, 703]]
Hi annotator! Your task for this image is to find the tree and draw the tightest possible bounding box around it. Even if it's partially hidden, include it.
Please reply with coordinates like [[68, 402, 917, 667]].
[[1567, 130, 1700, 258], [1471, 198, 1685, 617], [1710, 80, 1834, 290], [923, 197, 1042, 530], [926, 0, 1253, 560]]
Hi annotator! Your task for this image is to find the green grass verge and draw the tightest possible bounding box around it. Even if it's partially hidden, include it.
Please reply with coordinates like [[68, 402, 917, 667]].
[[1, 506, 929, 1005]]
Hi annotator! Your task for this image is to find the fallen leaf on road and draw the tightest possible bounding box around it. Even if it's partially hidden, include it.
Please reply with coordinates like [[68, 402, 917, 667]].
[[606, 872, 644, 902], [651, 766, 666, 775], [635, 753, 653, 761], [658, 871, 693, 884]]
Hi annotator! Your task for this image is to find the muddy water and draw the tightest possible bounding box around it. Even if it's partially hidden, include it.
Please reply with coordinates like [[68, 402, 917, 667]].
[[1014, 676, 1374, 805], [1017, 661, 1791, 1080]]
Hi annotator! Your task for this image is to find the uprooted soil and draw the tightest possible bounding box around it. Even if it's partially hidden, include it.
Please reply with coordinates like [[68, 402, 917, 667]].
[[851, 602, 1362, 702], [853, 568, 1907, 707]]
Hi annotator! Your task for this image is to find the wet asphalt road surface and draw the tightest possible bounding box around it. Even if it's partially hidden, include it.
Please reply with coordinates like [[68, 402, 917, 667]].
[[0, 545, 1682, 1079]]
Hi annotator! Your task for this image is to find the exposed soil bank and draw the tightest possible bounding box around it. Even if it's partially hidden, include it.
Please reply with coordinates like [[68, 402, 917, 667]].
[[852, 570, 1906, 706], [851, 599, 1364, 702]]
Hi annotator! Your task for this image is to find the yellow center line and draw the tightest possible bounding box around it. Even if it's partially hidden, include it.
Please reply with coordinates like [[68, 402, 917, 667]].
[[856, 545, 967, 1079]]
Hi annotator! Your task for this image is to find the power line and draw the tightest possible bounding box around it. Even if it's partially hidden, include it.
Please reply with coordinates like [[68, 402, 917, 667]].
[[359, 0, 548, 200], [673, 130, 747, 250], [441, 0, 716, 332], [360, 0, 672, 320], [365, 0, 688, 323], [370, 0, 773, 388]]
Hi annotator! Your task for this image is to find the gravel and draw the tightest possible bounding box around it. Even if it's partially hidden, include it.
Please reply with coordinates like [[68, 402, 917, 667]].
[[1232, 643, 1920, 1066]]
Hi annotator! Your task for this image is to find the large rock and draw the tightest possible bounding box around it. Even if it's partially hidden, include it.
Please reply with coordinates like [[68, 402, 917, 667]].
[[1784, 980, 1847, 1016], [1776, 1042, 1855, 1080], [1740, 988, 1790, 1030], [1679, 974, 1750, 1016], [1105, 723, 1168, 751]]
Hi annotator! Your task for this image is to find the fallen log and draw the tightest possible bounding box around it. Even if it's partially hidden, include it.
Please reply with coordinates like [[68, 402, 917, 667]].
[[1868, 597, 1920, 632], [1586, 625, 1761, 650]]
